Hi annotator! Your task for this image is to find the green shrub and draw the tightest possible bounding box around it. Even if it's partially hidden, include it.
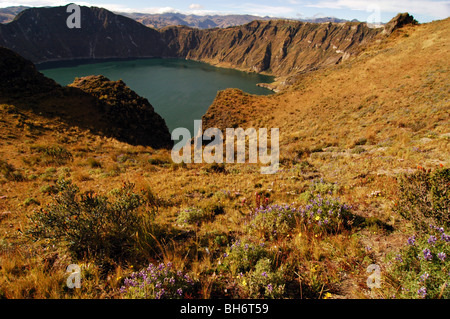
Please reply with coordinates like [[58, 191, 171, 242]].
[[354, 137, 368, 146], [204, 163, 226, 173], [351, 146, 366, 154], [238, 258, 286, 298], [23, 198, 40, 207], [247, 203, 298, 240], [40, 184, 59, 195], [385, 225, 450, 299], [176, 207, 210, 226], [86, 157, 102, 168], [221, 240, 270, 275], [394, 167, 449, 232], [301, 178, 339, 202], [299, 194, 354, 234], [247, 195, 353, 240], [28, 179, 155, 264], [32, 145, 73, 165]]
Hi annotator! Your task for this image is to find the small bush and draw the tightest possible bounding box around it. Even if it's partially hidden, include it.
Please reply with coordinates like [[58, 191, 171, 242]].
[[204, 163, 226, 173], [23, 198, 40, 207], [247, 195, 353, 240], [301, 178, 339, 201], [32, 145, 73, 165], [148, 153, 171, 166], [354, 137, 368, 146], [385, 225, 450, 299], [221, 240, 269, 275], [176, 207, 210, 226], [394, 167, 449, 232], [28, 179, 156, 264], [247, 204, 298, 240], [120, 262, 196, 299], [86, 158, 102, 168], [299, 194, 354, 234], [238, 258, 286, 298], [40, 184, 59, 195], [351, 146, 366, 154]]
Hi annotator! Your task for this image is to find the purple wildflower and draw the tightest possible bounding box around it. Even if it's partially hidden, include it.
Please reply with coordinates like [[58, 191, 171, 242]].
[[438, 252, 446, 261], [155, 288, 166, 299], [441, 233, 450, 242], [419, 272, 429, 282], [427, 235, 437, 245], [267, 284, 273, 293], [418, 287, 427, 299], [423, 248, 433, 261], [407, 236, 416, 246]]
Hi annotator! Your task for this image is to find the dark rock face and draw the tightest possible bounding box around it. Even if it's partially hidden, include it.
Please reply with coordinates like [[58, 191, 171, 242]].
[[0, 6, 164, 63], [383, 13, 418, 34], [69, 75, 172, 148], [0, 47, 59, 96], [0, 47, 172, 149]]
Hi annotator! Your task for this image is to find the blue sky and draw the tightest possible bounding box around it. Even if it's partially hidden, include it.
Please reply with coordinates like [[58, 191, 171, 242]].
[[1, 0, 449, 23]]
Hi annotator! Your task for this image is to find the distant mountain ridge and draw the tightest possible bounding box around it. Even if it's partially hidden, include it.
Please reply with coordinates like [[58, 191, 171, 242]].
[[120, 12, 275, 29], [0, 6, 29, 23], [0, 5, 356, 28]]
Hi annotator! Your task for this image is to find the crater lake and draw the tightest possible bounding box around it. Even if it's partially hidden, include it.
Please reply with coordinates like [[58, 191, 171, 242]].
[[39, 58, 274, 135]]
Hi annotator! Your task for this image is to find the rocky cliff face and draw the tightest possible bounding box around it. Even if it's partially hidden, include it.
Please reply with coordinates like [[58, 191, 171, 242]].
[[0, 47, 172, 148], [160, 19, 382, 77]]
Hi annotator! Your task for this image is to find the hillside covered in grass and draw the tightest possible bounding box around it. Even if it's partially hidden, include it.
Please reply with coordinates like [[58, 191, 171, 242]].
[[0, 16, 449, 299]]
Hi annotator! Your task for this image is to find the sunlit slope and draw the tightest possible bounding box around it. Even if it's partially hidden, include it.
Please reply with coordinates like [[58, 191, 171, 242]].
[[202, 18, 449, 169]]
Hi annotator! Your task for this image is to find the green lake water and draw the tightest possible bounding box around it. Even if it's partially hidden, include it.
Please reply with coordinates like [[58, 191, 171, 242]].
[[39, 58, 274, 135]]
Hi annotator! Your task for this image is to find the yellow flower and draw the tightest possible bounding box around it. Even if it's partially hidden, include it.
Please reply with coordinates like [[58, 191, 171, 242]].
[[242, 279, 247, 286], [323, 292, 332, 299], [315, 215, 321, 221]]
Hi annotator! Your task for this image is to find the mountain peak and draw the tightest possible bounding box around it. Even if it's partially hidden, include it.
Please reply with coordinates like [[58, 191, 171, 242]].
[[384, 12, 418, 34]]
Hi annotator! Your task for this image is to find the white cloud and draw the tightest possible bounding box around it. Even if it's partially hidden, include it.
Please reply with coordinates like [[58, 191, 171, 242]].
[[189, 3, 204, 10], [307, 0, 450, 19], [139, 6, 180, 14], [0, 1, 132, 12], [226, 3, 296, 17], [0, 1, 183, 14]]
